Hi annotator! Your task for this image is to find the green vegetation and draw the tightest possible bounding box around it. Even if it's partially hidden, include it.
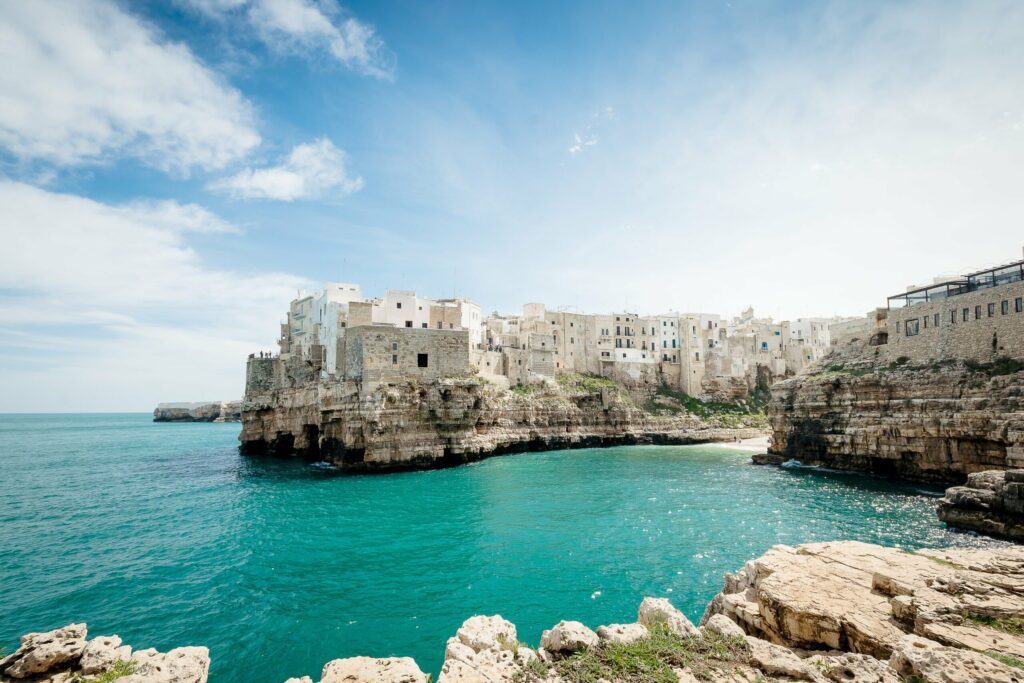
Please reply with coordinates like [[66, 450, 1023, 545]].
[[557, 373, 617, 393], [71, 661, 137, 683], [644, 385, 769, 428], [546, 624, 748, 683], [965, 357, 1024, 377], [986, 651, 1024, 670], [497, 634, 522, 657], [919, 554, 964, 569], [967, 615, 1024, 637], [513, 656, 551, 682], [511, 383, 541, 396]]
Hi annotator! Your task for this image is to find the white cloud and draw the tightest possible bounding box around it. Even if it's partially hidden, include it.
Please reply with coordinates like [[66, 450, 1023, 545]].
[[0, 0, 260, 172], [187, 0, 394, 79], [0, 181, 310, 411], [208, 138, 364, 200]]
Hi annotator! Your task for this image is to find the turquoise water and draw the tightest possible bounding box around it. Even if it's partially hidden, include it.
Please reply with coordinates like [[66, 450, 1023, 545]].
[[0, 414, 1001, 681]]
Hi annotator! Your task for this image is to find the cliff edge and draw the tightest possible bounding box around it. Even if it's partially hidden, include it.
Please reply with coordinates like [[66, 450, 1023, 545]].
[[153, 401, 242, 423]]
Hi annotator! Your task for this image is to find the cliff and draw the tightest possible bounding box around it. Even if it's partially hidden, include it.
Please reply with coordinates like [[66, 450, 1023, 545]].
[[12, 542, 1024, 683], [938, 469, 1024, 540], [239, 376, 767, 470], [765, 355, 1024, 483], [153, 401, 242, 423]]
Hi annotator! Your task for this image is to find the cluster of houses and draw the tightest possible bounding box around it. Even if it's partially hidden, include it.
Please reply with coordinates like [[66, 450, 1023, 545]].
[[270, 283, 845, 400]]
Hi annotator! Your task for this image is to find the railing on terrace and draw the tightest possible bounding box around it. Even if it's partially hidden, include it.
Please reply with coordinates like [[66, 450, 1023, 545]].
[[887, 258, 1024, 309]]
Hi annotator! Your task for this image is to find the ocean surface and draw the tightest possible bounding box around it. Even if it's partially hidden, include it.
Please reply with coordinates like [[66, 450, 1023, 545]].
[[0, 413, 1003, 681]]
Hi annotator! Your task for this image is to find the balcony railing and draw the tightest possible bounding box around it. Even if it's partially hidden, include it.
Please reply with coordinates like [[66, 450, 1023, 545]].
[[887, 259, 1024, 309]]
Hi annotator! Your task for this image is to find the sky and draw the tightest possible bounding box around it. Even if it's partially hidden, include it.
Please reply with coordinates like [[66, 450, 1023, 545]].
[[1, 0, 1023, 411]]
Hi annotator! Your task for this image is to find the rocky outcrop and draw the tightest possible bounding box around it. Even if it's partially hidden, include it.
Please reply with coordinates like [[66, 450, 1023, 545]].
[[938, 470, 1024, 540], [0, 624, 208, 683], [153, 401, 241, 423], [766, 360, 1024, 484], [240, 378, 766, 471], [703, 541, 1024, 677]]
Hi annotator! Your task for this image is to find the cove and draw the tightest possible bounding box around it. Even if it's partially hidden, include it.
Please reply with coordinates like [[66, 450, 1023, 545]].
[[0, 414, 1002, 682]]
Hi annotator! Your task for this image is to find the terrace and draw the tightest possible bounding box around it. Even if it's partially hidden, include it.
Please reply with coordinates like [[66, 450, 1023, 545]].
[[887, 258, 1024, 308]]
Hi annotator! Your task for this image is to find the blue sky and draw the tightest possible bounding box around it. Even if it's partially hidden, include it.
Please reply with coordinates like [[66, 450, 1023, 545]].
[[1, 0, 1023, 411]]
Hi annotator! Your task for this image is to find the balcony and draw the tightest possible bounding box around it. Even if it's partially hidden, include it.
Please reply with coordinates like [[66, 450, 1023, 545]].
[[887, 259, 1024, 309]]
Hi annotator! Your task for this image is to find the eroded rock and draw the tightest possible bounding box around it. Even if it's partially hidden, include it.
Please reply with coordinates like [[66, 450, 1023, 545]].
[[595, 623, 648, 645], [539, 621, 599, 653], [638, 597, 700, 638], [320, 656, 427, 683], [0, 624, 87, 678]]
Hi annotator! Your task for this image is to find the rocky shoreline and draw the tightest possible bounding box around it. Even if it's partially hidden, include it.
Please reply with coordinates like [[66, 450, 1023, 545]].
[[8, 541, 1024, 683], [240, 378, 768, 471], [938, 469, 1024, 541], [153, 401, 241, 423]]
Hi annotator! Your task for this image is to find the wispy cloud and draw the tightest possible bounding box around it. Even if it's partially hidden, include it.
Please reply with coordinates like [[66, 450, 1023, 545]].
[[567, 106, 614, 156], [185, 0, 395, 79], [0, 180, 309, 410], [0, 0, 260, 172], [208, 138, 364, 200]]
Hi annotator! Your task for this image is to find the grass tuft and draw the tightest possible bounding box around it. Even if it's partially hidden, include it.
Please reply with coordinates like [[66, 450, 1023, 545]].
[[71, 660, 137, 683], [550, 624, 747, 683], [968, 615, 1024, 637], [644, 385, 768, 428], [986, 651, 1024, 669]]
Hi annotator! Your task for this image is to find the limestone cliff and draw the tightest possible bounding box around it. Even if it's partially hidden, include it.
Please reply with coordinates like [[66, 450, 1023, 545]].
[[938, 469, 1024, 540], [239, 377, 766, 470], [766, 355, 1024, 483], [153, 401, 242, 423]]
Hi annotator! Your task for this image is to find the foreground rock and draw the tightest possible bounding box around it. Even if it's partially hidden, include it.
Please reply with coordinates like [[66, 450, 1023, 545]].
[[938, 470, 1024, 541], [0, 624, 208, 683], [153, 401, 241, 423]]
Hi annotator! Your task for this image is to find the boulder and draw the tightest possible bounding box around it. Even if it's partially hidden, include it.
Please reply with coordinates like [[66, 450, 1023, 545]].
[[438, 615, 536, 683], [0, 624, 87, 678], [806, 653, 900, 682], [637, 597, 700, 638], [122, 646, 210, 683], [595, 623, 648, 645], [539, 621, 599, 653], [320, 657, 427, 683], [283, 678, 313, 683], [80, 635, 132, 674], [702, 615, 745, 639], [744, 636, 820, 681], [889, 634, 1020, 683]]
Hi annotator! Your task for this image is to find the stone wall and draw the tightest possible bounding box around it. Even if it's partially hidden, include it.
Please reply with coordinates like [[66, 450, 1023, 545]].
[[345, 326, 470, 383], [887, 280, 1024, 363], [245, 357, 278, 394]]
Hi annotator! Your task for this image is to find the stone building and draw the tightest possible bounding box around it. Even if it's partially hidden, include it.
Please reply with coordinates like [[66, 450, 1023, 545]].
[[886, 257, 1024, 363], [344, 326, 470, 383]]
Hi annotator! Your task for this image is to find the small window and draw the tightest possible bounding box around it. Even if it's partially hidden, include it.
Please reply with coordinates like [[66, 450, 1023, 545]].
[[933, 313, 939, 327], [975, 305, 982, 320], [405, 320, 413, 327], [988, 303, 995, 317], [422, 323, 428, 328], [923, 316, 928, 329], [417, 353, 428, 368], [1017, 297, 1023, 313], [396, 302, 402, 309], [391, 354, 398, 365], [1002, 300, 1009, 315], [963, 308, 969, 322], [392, 342, 398, 351], [951, 310, 956, 324], [437, 321, 443, 329], [905, 319, 920, 336], [895, 321, 901, 333]]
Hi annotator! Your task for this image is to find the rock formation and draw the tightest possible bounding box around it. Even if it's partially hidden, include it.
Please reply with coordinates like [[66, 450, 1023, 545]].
[[0, 624, 208, 683], [765, 354, 1024, 483], [938, 470, 1024, 540], [240, 378, 766, 471], [153, 401, 241, 423], [8, 542, 1024, 683]]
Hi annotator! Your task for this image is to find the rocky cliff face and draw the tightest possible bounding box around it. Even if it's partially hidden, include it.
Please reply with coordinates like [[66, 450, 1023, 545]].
[[240, 378, 766, 470], [766, 359, 1024, 483], [939, 469, 1024, 540], [153, 401, 241, 423]]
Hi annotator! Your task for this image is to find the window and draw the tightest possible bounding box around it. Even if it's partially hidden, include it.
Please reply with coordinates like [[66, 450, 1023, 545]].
[[923, 316, 928, 329], [761, 341, 768, 350], [396, 302, 402, 309], [422, 323, 428, 328], [392, 354, 398, 365], [437, 322, 443, 329], [417, 353, 428, 368], [1002, 300, 1009, 315], [934, 313, 940, 327], [905, 319, 920, 336], [975, 305, 982, 320], [404, 320, 412, 327], [895, 321, 901, 334], [951, 310, 956, 324], [988, 303, 995, 317], [392, 342, 398, 351], [1017, 298, 1023, 313], [663, 340, 668, 348], [963, 308, 969, 322], [695, 352, 700, 361], [672, 339, 677, 348]]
